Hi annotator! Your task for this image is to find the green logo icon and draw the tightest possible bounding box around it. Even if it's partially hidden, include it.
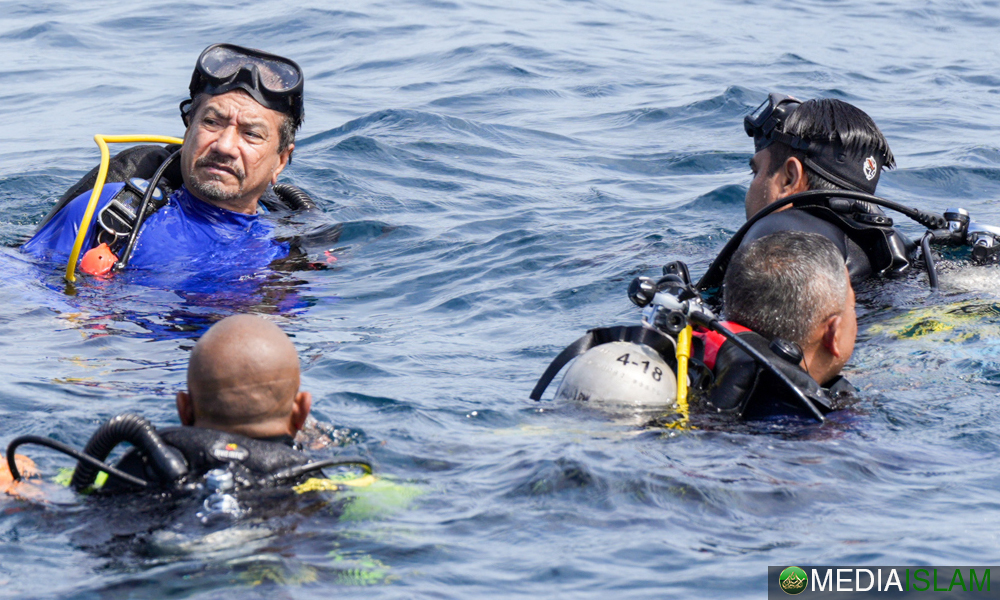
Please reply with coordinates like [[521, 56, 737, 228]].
[[779, 566, 808, 595]]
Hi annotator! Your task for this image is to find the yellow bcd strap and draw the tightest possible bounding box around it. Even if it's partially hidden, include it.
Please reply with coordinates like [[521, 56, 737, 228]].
[[64, 134, 184, 283], [294, 474, 377, 494]]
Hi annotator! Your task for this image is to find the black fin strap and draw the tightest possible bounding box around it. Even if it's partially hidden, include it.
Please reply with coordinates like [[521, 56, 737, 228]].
[[530, 326, 676, 401]]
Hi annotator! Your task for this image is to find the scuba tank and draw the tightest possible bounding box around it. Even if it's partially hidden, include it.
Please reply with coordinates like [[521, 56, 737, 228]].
[[531, 263, 709, 424], [552, 341, 679, 423]]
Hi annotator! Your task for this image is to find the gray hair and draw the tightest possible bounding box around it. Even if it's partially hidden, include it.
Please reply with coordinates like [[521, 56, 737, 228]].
[[723, 231, 848, 345]]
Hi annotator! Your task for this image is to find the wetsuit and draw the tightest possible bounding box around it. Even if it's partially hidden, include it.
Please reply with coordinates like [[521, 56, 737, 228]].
[[738, 203, 914, 283], [99, 426, 308, 494], [22, 184, 290, 275], [696, 323, 853, 420]]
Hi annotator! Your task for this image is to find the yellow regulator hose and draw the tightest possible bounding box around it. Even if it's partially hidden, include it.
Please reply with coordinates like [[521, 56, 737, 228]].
[[65, 135, 184, 283], [673, 325, 693, 426]]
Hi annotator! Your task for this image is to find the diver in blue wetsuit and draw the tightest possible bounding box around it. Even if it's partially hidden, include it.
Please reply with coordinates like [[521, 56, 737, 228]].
[[22, 43, 314, 276]]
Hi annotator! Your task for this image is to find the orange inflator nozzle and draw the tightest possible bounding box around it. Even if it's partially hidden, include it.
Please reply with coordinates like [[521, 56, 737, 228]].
[[80, 243, 118, 276]]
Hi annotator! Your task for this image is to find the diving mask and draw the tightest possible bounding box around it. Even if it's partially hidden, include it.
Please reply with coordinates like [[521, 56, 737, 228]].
[[744, 92, 803, 153], [744, 92, 888, 194], [180, 43, 304, 127]]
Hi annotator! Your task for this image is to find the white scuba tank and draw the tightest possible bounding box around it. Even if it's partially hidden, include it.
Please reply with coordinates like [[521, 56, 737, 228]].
[[554, 341, 677, 410]]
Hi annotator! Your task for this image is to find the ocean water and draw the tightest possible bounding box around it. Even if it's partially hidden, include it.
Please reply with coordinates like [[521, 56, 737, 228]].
[[2, 0, 1000, 597]]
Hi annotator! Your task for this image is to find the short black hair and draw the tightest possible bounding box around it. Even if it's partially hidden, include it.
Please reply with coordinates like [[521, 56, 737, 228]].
[[766, 98, 895, 190], [186, 92, 298, 154], [724, 231, 848, 345]]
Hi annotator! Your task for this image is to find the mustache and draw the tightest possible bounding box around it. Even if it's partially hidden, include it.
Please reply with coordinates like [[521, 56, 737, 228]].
[[195, 154, 245, 183]]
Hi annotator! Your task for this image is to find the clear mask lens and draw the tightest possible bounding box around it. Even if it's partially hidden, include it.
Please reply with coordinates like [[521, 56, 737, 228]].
[[201, 46, 300, 92]]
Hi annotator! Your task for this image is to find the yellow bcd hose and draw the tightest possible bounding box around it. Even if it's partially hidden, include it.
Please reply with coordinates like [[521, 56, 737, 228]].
[[671, 325, 693, 428], [64, 135, 184, 283]]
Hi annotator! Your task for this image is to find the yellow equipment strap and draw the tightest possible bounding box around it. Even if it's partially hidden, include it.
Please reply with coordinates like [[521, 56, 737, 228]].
[[64, 134, 184, 283]]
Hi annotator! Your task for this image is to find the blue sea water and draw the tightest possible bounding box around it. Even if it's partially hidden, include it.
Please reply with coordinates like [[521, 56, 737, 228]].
[[2, 0, 1000, 597]]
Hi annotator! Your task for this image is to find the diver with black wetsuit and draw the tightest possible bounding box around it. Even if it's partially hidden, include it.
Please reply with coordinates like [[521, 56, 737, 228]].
[[6, 315, 371, 501], [697, 93, 914, 292]]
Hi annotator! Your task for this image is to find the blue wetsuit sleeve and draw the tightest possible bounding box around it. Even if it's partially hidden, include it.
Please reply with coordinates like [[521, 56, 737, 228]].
[[20, 182, 126, 262]]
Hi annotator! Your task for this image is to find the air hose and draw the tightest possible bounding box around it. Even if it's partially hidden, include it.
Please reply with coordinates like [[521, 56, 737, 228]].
[[273, 183, 318, 211], [65, 134, 184, 283], [921, 231, 939, 289], [697, 189, 947, 291], [69, 413, 188, 492], [264, 458, 373, 487], [673, 325, 693, 426], [6, 435, 149, 488]]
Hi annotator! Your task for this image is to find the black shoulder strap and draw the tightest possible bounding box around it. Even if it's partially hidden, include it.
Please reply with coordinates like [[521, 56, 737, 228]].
[[709, 331, 833, 420], [530, 325, 677, 400], [697, 193, 914, 291]]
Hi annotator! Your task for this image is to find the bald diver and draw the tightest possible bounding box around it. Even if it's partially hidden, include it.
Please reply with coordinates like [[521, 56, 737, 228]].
[[6, 315, 370, 500]]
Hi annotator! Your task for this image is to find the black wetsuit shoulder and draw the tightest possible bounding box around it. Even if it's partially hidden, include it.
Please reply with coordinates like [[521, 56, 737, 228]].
[[704, 330, 840, 420], [101, 426, 308, 493], [738, 203, 915, 282], [740, 209, 874, 281]]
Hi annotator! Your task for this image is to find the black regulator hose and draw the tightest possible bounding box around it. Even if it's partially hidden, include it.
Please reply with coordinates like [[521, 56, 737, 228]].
[[697, 189, 947, 291], [114, 150, 181, 271], [921, 231, 939, 289], [263, 459, 373, 486], [689, 311, 826, 422], [69, 413, 188, 492], [6, 435, 150, 488], [273, 183, 318, 211]]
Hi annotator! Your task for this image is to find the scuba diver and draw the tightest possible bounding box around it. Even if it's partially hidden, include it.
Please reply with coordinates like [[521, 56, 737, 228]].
[[532, 232, 856, 422], [21, 43, 317, 277], [698, 93, 915, 291], [6, 315, 371, 503], [702, 231, 857, 419]]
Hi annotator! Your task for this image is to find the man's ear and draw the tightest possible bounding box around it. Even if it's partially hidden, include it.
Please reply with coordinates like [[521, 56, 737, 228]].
[[821, 315, 844, 358], [779, 156, 811, 196], [290, 390, 312, 433], [177, 391, 196, 426], [271, 143, 294, 184]]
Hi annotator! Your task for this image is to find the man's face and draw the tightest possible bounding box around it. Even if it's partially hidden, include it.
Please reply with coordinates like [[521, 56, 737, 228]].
[[745, 146, 784, 219], [833, 273, 857, 373], [180, 90, 292, 214]]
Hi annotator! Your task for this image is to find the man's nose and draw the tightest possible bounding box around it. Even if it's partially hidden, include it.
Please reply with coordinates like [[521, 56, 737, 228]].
[[212, 125, 241, 158]]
